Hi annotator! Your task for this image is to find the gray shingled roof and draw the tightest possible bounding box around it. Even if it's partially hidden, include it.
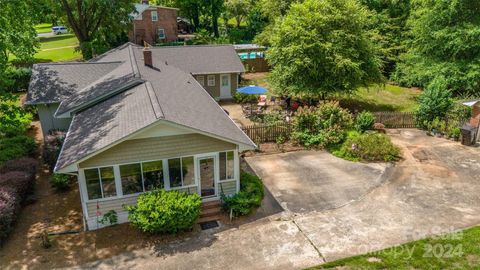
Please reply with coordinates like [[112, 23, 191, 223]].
[[54, 44, 254, 171], [26, 62, 121, 105], [92, 43, 245, 75]]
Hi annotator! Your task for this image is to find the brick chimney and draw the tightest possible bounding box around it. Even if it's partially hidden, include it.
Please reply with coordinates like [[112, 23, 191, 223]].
[[141, 0, 149, 5], [143, 46, 152, 67]]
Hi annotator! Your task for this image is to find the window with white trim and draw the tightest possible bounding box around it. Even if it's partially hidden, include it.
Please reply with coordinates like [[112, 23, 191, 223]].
[[219, 151, 234, 181], [142, 160, 164, 191], [120, 163, 143, 195], [207, 75, 216, 86], [85, 167, 117, 200], [151, 10, 158, 21], [197, 75, 205, 86], [157, 28, 165, 39], [168, 156, 195, 188]]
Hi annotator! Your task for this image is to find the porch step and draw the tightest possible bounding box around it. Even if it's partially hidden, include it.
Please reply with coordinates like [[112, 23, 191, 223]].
[[200, 201, 222, 221], [198, 215, 223, 223]]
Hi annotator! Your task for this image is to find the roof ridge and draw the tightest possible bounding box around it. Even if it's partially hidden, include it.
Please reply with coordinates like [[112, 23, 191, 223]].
[[144, 81, 164, 119], [34, 61, 123, 66], [128, 44, 140, 78], [146, 44, 234, 49]]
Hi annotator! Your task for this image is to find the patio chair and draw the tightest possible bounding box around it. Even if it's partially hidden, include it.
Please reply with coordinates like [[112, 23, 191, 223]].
[[258, 95, 267, 107]]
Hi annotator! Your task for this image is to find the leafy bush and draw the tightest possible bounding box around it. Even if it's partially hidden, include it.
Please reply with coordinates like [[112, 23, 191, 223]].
[[0, 187, 20, 245], [0, 157, 38, 176], [292, 101, 353, 147], [49, 173, 71, 191], [355, 111, 375, 132], [0, 171, 35, 199], [0, 92, 33, 137], [43, 133, 65, 171], [415, 80, 453, 128], [233, 92, 258, 104], [3, 67, 32, 92], [335, 132, 401, 162], [126, 190, 201, 234], [222, 172, 264, 217], [0, 136, 37, 165], [99, 210, 118, 226]]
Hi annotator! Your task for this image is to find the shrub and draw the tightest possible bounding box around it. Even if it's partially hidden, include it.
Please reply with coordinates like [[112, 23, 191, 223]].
[[3, 67, 32, 92], [222, 172, 264, 217], [0, 136, 37, 165], [49, 173, 71, 191], [0, 171, 35, 199], [126, 190, 201, 234], [0, 157, 38, 176], [415, 80, 453, 128], [338, 133, 401, 162], [0, 187, 20, 245], [233, 92, 258, 104], [99, 210, 118, 226], [292, 101, 353, 147], [43, 133, 65, 171], [0, 92, 33, 137], [355, 111, 375, 132]]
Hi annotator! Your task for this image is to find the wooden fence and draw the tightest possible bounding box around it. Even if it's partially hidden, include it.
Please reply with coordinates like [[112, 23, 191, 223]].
[[241, 112, 418, 143], [372, 112, 415, 128]]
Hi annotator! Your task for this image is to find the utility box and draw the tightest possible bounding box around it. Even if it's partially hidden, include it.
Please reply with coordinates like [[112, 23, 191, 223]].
[[461, 124, 476, 146]]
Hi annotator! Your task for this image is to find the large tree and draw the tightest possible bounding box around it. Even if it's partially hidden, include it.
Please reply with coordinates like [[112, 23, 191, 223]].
[[393, 0, 480, 96], [267, 0, 383, 98], [225, 0, 251, 27], [0, 0, 37, 85], [52, 0, 136, 59]]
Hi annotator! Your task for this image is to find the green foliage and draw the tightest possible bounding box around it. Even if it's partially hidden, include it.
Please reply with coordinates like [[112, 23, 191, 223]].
[[414, 79, 453, 128], [292, 101, 353, 147], [127, 190, 201, 234], [51, 0, 135, 59], [267, 0, 383, 98], [0, 92, 33, 137], [334, 132, 401, 162], [0, 0, 38, 83], [233, 92, 258, 104], [99, 210, 118, 226], [222, 172, 264, 217], [355, 111, 375, 132], [2, 67, 32, 93], [0, 136, 37, 166], [225, 0, 251, 27], [393, 0, 480, 96], [49, 173, 71, 191]]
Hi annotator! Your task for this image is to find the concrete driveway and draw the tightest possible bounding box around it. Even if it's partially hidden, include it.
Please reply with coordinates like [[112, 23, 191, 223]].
[[78, 129, 480, 269], [245, 151, 392, 213]]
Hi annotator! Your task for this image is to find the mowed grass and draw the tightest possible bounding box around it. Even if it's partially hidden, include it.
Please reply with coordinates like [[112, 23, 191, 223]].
[[308, 226, 480, 270], [340, 84, 421, 112], [35, 34, 81, 62], [35, 23, 52, 34], [241, 72, 421, 112]]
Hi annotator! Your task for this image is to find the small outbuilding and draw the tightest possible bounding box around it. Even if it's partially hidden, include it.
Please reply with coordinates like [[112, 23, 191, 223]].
[[462, 100, 480, 144]]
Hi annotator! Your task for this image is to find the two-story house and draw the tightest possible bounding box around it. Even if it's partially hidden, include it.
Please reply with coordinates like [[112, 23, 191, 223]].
[[129, 1, 178, 45]]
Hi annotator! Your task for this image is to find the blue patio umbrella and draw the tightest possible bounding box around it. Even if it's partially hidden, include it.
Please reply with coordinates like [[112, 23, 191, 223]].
[[237, 85, 268, 114], [237, 85, 267, 95]]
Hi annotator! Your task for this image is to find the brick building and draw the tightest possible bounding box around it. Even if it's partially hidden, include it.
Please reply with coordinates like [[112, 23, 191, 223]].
[[129, 1, 178, 45]]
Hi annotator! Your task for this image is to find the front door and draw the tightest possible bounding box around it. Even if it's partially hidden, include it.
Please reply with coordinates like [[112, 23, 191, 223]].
[[198, 157, 216, 198], [220, 74, 231, 99]]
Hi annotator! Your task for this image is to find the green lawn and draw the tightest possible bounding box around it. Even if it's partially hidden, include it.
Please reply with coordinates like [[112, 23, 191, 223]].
[[241, 73, 421, 112], [308, 226, 480, 269], [35, 23, 52, 34], [35, 34, 81, 62], [340, 84, 421, 112]]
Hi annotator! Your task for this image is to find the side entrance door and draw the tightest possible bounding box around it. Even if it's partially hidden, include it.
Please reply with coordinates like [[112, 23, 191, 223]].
[[220, 74, 231, 99], [197, 156, 217, 199]]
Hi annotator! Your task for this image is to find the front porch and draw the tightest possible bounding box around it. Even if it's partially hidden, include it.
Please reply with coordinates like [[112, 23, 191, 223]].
[[78, 149, 240, 230]]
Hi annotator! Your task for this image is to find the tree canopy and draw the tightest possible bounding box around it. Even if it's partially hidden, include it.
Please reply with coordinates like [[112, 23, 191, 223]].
[[51, 0, 136, 59], [267, 0, 384, 98], [392, 0, 480, 96]]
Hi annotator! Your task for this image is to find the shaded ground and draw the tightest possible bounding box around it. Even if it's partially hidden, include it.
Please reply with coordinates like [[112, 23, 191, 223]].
[[245, 151, 392, 213]]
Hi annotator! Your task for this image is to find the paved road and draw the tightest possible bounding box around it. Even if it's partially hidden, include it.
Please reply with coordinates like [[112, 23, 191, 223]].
[[78, 129, 480, 269]]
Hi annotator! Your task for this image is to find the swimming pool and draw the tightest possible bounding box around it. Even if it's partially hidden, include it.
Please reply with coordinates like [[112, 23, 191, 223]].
[[238, 52, 265, 59]]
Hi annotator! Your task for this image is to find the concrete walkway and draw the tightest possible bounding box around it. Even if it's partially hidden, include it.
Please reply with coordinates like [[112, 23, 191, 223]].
[[78, 129, 480, 269]]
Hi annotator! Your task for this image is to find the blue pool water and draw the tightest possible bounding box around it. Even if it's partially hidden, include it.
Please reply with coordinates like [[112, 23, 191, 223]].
[[238, 52, 265, 59]]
